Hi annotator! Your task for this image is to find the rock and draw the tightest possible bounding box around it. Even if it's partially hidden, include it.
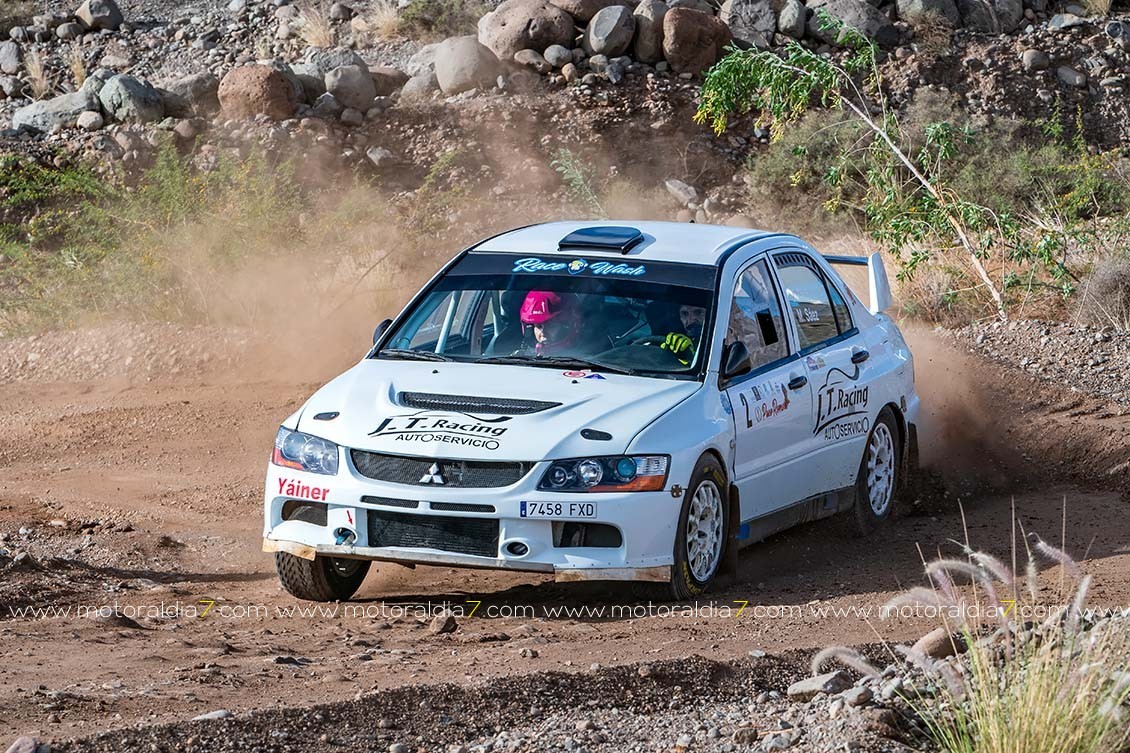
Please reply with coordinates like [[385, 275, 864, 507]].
[[550, 0, 626, 22], [662, 8, 732, 75], [80, 68, 112, 95], [1048, 12, 1086, 29], [561, 61, 579, 81], [807, 0, 898, 47], [583, 5, 636, 56], [172, 119, 198, 139], [665, 178, 699, 206], [842, 685, 872, 706], [786, 670, 851, 701], [519, 647, 539, 658], [311, 91, 344, 118], [0, 41, 20, 75], [406, 43, 441, 76], [544, 44, 573, 67], [165, 72, 220, 114], [12, 90, 99, 132], [366, 146, 396, 167], [913, 627, 965, 659], [0, 76, 24, 98], [777, 0, 806, 37], [633, 1, 668, 63], [56, 21, 84, 39], [732, 727, 759, 744], [430, 610, 458, 634], [303, 46, 367, 77], [76, 110, 104, 130], [896, 0, 961, 25], [719, 0, 777, 48], [956, 0, 1023, 32], [434, 35, 501, 95], [324, 64, 375, 110], [330, 2, 354, 20], [1057, 65, 1086, 87], [98, 74, 164, 123], [477, 0, 575, 60], [218, 64, 298, 120], [1021, 48, 1050, 71], [399, 70, 439, 101], [192, 709, 233, 721], [670, 0, 715, 11], [370, 66, 408, 95], [339, 107, 363, 125], [76, 0, 124, 30], [4, 737, 38, 753], [515, 48, 552, 73]]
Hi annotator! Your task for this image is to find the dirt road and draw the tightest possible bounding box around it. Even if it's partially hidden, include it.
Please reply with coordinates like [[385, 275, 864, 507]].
[[1, 327, 1127, 745]]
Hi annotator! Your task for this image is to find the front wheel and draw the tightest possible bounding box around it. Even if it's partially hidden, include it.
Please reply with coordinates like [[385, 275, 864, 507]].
[[669, 455, 729, 600], [852, 408, 901, 536], [275, 552, 371, 601]]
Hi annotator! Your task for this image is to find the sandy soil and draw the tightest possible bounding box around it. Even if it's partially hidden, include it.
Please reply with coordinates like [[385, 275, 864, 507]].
[[0, 327, 1127, 745]]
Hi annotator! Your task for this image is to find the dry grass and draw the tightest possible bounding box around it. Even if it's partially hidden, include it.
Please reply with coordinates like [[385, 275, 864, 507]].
[[24, 49, 52, 100], [1080, 0, 1113, 15], [909, 10, 955, 59], [0, 0, 34, 35], [296, 1, 336, 48], [363, 0, 401, 41], [64, 44, 87, 88], [1076, 254, 1130, 331]]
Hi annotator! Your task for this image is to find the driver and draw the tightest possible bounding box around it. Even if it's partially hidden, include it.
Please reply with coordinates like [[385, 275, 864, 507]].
[[660, 304, 705, 365], [519, 290, 582, 356]]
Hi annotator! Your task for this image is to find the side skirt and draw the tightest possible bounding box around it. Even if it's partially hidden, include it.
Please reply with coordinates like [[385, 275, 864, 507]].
[[736, 486, 856, 548]]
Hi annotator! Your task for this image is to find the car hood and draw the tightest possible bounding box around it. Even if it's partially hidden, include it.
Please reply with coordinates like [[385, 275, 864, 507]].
[[293, 359, 701, 461]]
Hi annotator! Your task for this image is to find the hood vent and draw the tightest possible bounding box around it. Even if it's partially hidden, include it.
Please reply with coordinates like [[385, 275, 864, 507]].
[[397, 392, 560, 416]]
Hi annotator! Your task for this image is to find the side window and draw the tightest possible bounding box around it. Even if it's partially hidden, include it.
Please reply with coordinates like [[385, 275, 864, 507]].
[[726, 259, 788, 370], [775, 262, 840, 350], [828, 276, 853, 334]]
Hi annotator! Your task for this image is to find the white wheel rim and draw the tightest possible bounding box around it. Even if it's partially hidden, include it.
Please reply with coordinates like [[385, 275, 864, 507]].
[[686, 479, 724, 582], [866, 423, 895, 516]]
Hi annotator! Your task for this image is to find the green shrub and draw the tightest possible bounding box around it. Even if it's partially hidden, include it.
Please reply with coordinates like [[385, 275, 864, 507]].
[[398, 0, 486, 39]]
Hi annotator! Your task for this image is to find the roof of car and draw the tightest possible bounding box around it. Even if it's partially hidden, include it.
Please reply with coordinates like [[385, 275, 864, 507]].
[[472, 221, 794, 266]]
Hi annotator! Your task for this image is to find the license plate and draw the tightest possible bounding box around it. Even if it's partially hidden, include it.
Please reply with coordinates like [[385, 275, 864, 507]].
[[519, 501, 597, 519]]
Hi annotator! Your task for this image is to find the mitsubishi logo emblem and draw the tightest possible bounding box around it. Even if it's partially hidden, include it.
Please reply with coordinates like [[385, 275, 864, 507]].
[[420, 463, 445, 485]]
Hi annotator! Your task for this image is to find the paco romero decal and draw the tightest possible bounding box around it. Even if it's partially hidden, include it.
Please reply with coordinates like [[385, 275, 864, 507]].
[[368, 411, 512, 451], [814, 365, 870, 440], [736, 378, 791, 428]]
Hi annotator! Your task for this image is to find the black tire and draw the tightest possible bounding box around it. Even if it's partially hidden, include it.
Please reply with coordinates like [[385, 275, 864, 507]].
[[275, 552, 370, 602], [668, 454, 730, 600], [852, 407, 901, 536]]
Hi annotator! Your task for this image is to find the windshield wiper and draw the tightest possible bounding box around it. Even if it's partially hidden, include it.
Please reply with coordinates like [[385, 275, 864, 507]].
[[377, 348, 452, 362], [476, 354, 636, 376]]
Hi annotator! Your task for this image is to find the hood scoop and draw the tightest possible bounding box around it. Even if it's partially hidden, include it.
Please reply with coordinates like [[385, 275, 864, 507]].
[[397, 391, 561, 416]]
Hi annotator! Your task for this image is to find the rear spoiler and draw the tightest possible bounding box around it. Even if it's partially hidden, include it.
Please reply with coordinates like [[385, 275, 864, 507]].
[[822, 252, 892, 315]]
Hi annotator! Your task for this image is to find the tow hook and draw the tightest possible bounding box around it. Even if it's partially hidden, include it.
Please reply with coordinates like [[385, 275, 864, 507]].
[[670, 484, 684, 498], [333, 527, 357, 546]]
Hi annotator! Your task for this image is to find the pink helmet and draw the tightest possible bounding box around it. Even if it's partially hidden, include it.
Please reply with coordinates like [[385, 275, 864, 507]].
[[520, 291, 575, 326]]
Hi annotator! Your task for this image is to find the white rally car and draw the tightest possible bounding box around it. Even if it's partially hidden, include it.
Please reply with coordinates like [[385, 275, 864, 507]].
[[264, 221, 919, 600]]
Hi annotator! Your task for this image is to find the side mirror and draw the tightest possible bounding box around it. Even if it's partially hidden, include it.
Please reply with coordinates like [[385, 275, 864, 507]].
[[372, 318, 392, 345], [722, 341, 752, 381]]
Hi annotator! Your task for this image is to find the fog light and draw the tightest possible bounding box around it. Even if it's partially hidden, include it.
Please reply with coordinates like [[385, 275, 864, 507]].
[[333, 527, 356, 546], [505, 541, 529, 556]]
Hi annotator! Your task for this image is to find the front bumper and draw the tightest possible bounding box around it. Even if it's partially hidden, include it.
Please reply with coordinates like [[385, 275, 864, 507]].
[[262, 458, 681, 582]]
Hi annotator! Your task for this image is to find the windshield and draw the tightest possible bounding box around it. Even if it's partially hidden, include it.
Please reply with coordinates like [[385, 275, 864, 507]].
[[376, 252, 718, 378]]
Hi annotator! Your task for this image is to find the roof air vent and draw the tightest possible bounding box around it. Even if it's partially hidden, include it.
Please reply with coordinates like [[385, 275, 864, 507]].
[[558, 226, 644, 255]]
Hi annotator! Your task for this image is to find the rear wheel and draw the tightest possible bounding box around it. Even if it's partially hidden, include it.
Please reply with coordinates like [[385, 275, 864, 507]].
[[669, 455, 729, 600], [853, 408, 901, 535], [275, 552, 370, 601]]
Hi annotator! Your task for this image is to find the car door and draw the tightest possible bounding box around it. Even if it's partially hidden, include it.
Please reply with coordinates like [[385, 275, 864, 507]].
[[722, 256, 816, 520], [771, 250, 872, 493]]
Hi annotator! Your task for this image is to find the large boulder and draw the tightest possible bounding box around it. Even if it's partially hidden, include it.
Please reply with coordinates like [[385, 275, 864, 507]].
[[477, 0, 575, 60], [777, 0, 807, 37], [302, 46, 367, 77], [75, 0, 124, 30], [662, 8, 732, 75], [217, 64, 298, 119], [956, 0, 1022, 32], [11, 90, 99, 132], [896, 0, 960, 25], [164, 71, 220, 114], [633, 0, 668, 63], [405, 42, 441, 76], [370, 66, 409, 96], [807, 0, 898, 47], [550, 0, 626, 22], [0, 40, 21, 75], [582, 5, 636, 56], [325, 64, 375, 110], [400, 70, 440, 102], [719, 0, 777, 48], [98, 74, 164, 123], [434, 35, 501, 95]]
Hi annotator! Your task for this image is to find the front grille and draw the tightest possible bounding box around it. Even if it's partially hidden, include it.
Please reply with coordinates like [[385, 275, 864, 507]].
[[351, 451, 534, 488], [430, 502, 496, 513], [360, 495, 419, 509], [397, 392, 560, 415], [367, 510, 499, 558]]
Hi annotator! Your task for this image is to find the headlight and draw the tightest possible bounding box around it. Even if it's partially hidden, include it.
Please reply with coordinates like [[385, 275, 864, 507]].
[[538, 455, 669, 492], [272, 427, 339, 475]]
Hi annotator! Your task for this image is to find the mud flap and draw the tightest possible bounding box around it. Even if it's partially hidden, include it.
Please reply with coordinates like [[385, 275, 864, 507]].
[[901, 422, 920, 493], [719, 483, 741, 577]]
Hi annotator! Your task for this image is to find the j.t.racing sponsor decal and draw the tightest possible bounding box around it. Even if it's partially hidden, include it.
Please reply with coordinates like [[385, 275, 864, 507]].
[[814, 365, 870, 439], [511, 257, 646, 277], [368, 411, 512, 451], [736, 378, 791, 428], [277, 477, 330, 501]]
